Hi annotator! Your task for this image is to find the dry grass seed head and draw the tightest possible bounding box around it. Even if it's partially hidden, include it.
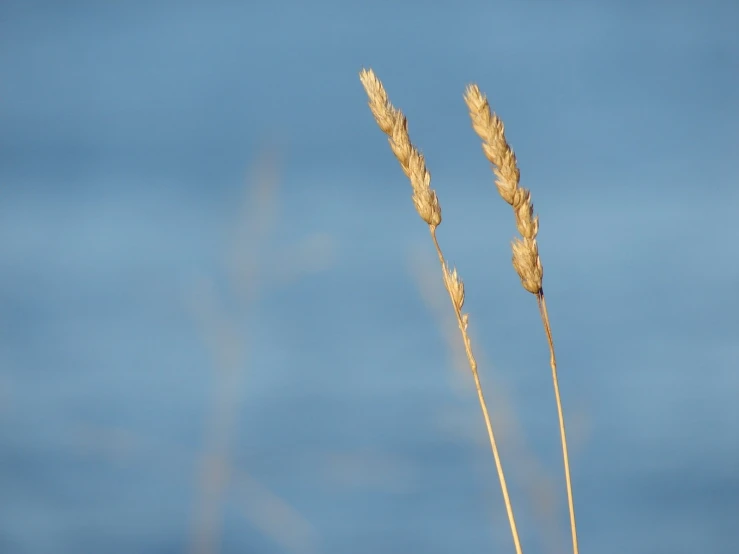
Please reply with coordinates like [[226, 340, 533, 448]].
[[514, 193, 539, 240], [512, 238, 543, 294], [494, 150, 521, 206], [359, 68, 397, 134], [390, 115, 412, 171], [442, 263, 465, 312], [465, 82, 544, 295], [360, 68, 442, 228], [465, 85, 521, 205]]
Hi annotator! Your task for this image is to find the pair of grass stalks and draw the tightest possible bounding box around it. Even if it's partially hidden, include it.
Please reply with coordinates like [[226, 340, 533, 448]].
[[359, 68, 579, 554]]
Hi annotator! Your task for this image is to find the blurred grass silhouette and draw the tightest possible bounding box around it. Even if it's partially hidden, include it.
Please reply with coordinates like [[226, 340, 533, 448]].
[[187, 146, 321, 554]]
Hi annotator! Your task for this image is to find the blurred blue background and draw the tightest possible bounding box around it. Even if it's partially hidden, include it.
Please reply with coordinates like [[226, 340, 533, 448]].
[[1, 0, 738, 553]]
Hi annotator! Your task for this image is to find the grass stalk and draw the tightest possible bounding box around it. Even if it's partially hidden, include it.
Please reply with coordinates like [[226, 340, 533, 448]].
[[359, 68, 524, 554], [464, 84, 580, 554]]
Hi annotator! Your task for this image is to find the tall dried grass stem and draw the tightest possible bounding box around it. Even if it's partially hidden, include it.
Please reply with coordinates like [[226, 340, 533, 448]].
[[465, 84, 579, 554], [360, 68, 523, 554]]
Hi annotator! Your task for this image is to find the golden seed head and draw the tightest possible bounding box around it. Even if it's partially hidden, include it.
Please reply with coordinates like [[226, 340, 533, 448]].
[[442, 263, 466, 311], [514, 195, 539, 240], [511, 238, 543, 295], [359, 69, 397, 135], [412, 189, 442, 226], [360, 68, 443, 229], [389, 116, 412, 171], [460, 312, 469, 332]]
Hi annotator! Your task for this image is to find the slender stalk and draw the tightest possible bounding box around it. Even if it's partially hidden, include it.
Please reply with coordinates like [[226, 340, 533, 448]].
[[537, 292, 578, 554], [465, 84, 580, 554], [430, 228, 523, 554], [360, 68, 524, 554]]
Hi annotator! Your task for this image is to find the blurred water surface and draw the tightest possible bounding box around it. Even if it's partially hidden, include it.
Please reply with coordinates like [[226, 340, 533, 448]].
[[1, 1, 738, 553]]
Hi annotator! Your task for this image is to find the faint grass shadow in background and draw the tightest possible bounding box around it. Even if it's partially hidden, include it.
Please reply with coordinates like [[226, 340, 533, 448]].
[[187, 145, 324, 554]]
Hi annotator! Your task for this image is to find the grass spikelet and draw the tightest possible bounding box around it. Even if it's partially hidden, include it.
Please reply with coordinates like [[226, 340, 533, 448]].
[[464, 83, 580, 554], [360, 68, 524, 554]]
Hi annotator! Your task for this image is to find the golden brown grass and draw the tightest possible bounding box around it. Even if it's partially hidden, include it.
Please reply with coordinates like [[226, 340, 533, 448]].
[[464, 85, 579, 554], [359, 68, 580, 554], [359, 68, 523, 554]]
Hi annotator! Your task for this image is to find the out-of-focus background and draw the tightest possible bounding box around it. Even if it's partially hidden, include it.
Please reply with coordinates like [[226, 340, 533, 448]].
[[1, 1, 737, 553]]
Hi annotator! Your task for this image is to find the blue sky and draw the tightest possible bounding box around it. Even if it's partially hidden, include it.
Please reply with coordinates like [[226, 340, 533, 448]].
[[1, 1, 738, 553]]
